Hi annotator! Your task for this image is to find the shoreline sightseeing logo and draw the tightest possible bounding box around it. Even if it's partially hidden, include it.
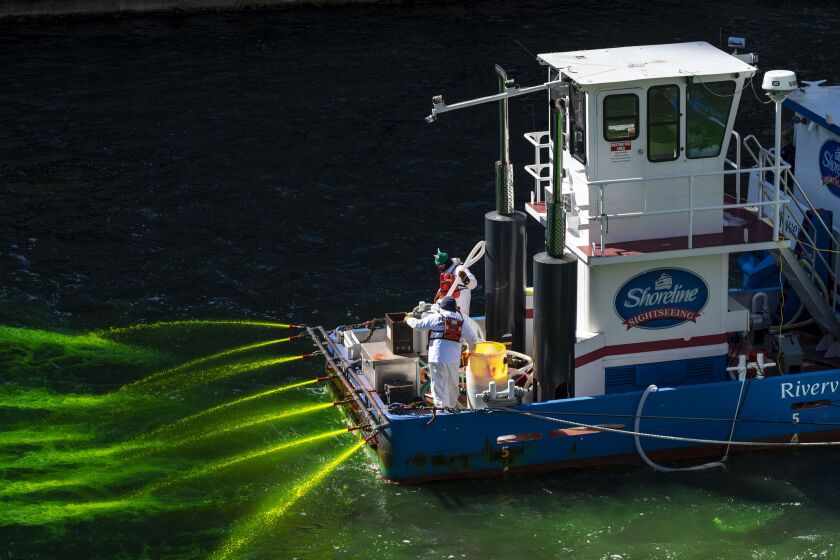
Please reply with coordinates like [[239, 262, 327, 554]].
[[820, 139, 840, 198], [614, 268, 709, 330]]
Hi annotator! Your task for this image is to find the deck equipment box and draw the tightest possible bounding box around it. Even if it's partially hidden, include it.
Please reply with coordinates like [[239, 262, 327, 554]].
[[386, 312, 414, 354], [360, 341, 418, 395]]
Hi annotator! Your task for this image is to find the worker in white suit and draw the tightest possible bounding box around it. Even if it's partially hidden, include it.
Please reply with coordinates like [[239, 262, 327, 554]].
[[406, 296, 481, 409], [433, 248, 477, 317]]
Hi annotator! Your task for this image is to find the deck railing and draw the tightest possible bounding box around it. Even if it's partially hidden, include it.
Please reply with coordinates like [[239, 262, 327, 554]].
[[525, 129, 791, 255], [743, 133, 839, 314]]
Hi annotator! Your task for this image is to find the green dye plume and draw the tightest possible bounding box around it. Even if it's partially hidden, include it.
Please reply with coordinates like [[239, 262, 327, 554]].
[[97, 320, 300, 339], [0, 324, 162, 371], [712, 507, 784, 533], [0, 495, 171, 527], [146, 428, 347, 495], [210, 439, 365, 560], [0, 463, 169, 498], [120, 338, 294, 393], [158, 377, 319, 431], [0, 386, 125, 411], [1, 430, 343, 499], [123, 355, 303, 394], [154, 402, 334, 448], [2, 440, 158, 469], [0, 427, 93, 447], [5, 401, 332, 470], [0, 339, 300, 410]]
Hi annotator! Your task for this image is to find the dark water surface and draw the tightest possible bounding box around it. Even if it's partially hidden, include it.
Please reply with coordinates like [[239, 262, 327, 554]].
[[2, 2, 840, 559]]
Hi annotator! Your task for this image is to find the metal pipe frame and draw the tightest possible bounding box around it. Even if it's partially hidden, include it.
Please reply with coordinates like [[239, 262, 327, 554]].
[[496, 65, 510, 164], [309, 327, 389, 431], [773, 99, 783, 240], [426, 79, 564, 122]]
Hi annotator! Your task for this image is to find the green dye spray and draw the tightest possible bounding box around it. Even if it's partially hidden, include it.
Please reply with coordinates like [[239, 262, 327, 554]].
[[159, 377, 318, 431], [120, 338, 294, 393], [97, 320, 300, 339], [123, 354, 303, 394], [210, 439, 365, 560]]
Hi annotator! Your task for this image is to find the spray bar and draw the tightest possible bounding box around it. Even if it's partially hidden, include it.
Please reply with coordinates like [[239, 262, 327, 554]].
[[425, 78, 564, 123], [306, 327, 389, 432]]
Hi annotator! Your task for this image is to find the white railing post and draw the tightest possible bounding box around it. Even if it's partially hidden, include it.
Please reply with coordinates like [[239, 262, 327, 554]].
[[688, 175, 694, 249], [773, 100, 783, 241], [535, 137, 541, 202], [599, 184, 606, 255], [732, 130, 742, 202]]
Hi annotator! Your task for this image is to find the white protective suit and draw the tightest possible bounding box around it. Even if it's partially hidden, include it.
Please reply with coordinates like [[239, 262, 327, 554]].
[[437, 259, 478, 317], [406, 307, 481, 409]]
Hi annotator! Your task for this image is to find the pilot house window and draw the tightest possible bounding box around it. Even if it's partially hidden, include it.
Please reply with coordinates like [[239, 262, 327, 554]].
[[648, 85, 680, 162], [603, 94, 639, 141], [686, 80, 735, 159]]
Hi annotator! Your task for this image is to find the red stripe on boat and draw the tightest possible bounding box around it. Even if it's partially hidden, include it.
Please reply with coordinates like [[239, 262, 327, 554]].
[[574, 333, 727, 368]]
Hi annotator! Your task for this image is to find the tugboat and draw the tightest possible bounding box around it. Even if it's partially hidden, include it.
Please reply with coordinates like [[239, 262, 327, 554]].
[[308, 39, 840, 482]]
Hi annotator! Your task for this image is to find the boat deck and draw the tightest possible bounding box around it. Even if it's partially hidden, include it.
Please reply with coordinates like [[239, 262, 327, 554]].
[[525, 203, 785, 264]]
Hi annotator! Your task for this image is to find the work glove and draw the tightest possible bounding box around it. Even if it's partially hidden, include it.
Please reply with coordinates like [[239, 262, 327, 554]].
[[458, 270, 469, 283]]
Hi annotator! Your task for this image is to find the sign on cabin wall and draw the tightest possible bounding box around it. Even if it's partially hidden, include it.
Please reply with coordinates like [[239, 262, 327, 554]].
[[614, 268, 709, 330], [820, 139, 840, 198], [610, 142, 632, 163]]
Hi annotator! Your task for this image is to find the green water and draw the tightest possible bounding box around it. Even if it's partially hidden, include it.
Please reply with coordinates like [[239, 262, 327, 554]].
[[3, 322, 840, 559], [0, 322, 361, 558]]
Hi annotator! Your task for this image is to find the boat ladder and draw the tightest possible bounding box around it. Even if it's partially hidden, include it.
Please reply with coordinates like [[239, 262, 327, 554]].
[[743, 134, 840, 356]]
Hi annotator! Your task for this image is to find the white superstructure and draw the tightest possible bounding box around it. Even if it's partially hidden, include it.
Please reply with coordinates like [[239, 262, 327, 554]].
[[523, 42, 793, 396]]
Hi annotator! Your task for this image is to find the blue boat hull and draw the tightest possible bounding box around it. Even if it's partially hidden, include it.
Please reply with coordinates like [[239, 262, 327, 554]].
[[372, 370, 840, 482]]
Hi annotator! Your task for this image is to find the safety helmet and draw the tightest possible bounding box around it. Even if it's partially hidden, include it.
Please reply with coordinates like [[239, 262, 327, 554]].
[[438, 296, 458, 312], [434, 248, 449, 266]]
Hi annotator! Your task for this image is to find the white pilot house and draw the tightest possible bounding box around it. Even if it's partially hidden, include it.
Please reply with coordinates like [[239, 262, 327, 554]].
[[521, 42, 778, 397]]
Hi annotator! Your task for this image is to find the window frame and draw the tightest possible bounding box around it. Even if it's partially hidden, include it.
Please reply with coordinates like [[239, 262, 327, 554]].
[[685, 80, 736, 160], [602, 93, 640, 142], [646, 84, 681, 163], [568, 83, 587, 164]]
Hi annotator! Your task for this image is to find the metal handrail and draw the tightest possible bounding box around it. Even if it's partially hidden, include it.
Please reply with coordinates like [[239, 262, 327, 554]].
[[524, 131, 551, 203], [585, 161, 789, 252], [745, 133, 839, 313], [525, 128, 807, 257], [776, 176, 835, 298], [751, 141, 839, 254], [585, 162, 787, 187], [602, 198, 785, 220]]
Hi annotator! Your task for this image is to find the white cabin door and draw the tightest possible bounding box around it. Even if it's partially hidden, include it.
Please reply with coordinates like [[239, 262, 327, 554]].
[[593, 88, 646, 242], [595, 88, 645, 180]]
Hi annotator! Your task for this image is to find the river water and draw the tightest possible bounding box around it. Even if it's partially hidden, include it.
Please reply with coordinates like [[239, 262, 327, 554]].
[[2, 2, 840, 559]]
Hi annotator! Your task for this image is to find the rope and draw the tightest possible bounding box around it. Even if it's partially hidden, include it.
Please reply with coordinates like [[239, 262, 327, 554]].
[[722, 371, 749, 461], [493, 407, 840, 448], [515, 409, 840, 427]]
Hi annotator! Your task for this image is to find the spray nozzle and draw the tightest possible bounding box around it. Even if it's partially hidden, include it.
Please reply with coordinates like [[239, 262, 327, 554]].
[[347, 424, 370, 432]]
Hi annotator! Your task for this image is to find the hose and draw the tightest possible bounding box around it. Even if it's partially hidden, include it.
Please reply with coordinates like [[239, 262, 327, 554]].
[[774, 257, 827, 332], [445, 241, 486, 298], [633, 385, 726, 472]]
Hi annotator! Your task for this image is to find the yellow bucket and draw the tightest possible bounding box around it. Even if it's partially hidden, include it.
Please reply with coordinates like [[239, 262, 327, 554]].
[[466, 342, 508, 409]]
